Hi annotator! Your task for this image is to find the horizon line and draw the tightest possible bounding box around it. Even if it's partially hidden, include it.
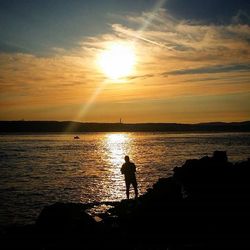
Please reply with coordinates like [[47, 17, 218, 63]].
[[1, 120, 250, 125]]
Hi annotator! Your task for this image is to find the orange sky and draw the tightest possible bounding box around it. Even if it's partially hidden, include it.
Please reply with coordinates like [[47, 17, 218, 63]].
[[1, 6, 250, 123]]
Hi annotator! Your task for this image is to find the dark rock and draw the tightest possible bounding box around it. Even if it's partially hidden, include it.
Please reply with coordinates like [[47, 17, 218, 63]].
[[213, 150, 228, 163], [36, 202, 97, 233], [173, 151, 236, 200]]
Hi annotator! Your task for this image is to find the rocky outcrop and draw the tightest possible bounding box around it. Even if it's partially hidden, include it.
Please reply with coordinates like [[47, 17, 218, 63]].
[[36, 202, 97, 233], [2, 151, 250, 250], [173, 151, 250, 200]]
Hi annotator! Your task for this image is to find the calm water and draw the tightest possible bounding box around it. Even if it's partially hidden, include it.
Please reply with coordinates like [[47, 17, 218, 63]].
[[0, 132, 250, 225]]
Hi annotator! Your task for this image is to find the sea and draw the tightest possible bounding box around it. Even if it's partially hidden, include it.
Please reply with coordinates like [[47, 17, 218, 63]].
[[0, 132, 250, 225]]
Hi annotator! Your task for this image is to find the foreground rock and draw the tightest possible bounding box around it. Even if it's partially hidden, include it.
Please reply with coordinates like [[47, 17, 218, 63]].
[[1, 151, 250, 249], [36, 203, 97, 233]]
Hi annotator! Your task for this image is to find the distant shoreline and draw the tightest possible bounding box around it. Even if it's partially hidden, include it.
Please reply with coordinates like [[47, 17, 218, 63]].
[[0, 120, 250, 132], [1, 131, 250, 135]]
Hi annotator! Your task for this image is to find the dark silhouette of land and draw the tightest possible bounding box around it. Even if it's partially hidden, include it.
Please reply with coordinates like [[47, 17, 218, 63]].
[[1, 151, 250, 249], [0, 120, 250, 132]]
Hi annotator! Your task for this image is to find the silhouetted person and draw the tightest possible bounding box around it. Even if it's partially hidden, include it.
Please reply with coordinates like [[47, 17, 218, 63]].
[[121, 155, 138, 199]]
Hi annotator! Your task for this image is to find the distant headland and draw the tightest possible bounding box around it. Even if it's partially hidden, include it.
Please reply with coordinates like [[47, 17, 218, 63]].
[[0, 120, 250, 132]]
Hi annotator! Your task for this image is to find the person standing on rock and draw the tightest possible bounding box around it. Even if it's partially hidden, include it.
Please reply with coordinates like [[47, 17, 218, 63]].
[[121, 155, 138, 199]]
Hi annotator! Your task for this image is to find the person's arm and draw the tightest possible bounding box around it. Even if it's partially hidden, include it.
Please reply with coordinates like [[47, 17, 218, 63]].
[[121, 164, 124, 174], [133, 163, 136, 172]]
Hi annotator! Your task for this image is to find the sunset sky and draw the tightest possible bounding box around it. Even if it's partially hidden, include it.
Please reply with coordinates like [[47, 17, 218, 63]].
[[0, 0, 250, 123]]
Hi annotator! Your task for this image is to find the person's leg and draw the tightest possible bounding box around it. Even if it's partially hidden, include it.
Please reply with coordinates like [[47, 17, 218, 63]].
[[132, 180, 138, 198], [125, 180, 130, 199]]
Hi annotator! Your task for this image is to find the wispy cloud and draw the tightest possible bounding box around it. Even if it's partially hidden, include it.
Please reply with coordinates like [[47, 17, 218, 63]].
[[165, 64, 250, 75], [1, 7, 250, 122]]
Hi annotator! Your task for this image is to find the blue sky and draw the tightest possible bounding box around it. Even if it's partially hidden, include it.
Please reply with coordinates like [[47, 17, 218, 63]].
[[0, 0, 155, 54], [165, 0, 250, 24], [1, 0, 249, 55]]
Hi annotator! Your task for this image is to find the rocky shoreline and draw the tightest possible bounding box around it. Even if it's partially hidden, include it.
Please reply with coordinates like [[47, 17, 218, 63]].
[[1, 151, 250, 249]]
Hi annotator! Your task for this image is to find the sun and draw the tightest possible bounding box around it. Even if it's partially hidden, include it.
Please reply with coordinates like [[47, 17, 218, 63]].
[[98, 43, 136, 80]]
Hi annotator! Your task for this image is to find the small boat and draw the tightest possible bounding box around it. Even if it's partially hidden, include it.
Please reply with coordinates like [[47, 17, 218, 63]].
[[74, 136, 80, 139]]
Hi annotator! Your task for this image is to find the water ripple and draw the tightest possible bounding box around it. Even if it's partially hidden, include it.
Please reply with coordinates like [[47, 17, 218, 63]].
[[0, 132, 250, 225]]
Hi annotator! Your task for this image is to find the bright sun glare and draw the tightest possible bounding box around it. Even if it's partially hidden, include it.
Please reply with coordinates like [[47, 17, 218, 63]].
[[98, 43, 136, 80]]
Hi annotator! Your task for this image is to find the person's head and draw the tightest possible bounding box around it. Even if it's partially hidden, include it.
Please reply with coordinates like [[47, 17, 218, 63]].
[[124, 155, 130, 163]]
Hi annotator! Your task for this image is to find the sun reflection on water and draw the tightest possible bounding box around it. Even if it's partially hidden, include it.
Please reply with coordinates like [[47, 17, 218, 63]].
[[105, 133, 130, 166], [102, 133, 132, 200]]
